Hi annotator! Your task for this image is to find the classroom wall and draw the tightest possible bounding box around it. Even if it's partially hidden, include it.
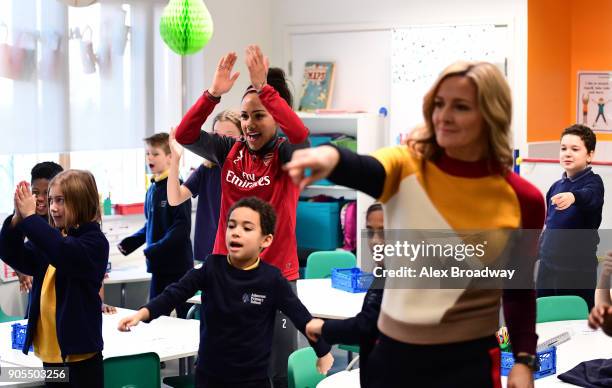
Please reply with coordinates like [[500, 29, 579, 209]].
[[182, 0, 274, 125], [268, 0, 529, 151], [527, 0, 612, 143]]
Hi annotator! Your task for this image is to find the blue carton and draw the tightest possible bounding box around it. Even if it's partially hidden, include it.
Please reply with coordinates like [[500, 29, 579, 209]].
[[11, 323, 33, 351], [331, 267, 374, 293], [501, 347, 556, 379]]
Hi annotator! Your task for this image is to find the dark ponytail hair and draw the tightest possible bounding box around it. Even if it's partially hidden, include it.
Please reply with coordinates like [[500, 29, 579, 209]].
[[266, 67, 292, 107], [243, 67, 293, 108]]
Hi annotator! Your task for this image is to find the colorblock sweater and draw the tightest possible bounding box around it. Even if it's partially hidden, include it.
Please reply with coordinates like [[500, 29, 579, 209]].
[[328, 146, 545, 356]]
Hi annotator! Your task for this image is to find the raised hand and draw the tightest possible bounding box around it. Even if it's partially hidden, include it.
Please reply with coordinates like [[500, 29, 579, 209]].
[[169, 127, 184, 162], [245, 45, 269, 91], [208, 52, 240, 97]]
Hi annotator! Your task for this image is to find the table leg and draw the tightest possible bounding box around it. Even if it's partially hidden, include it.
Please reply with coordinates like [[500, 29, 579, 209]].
[[179, 358, 186, 375], [187, 356, 194, 375], [120, 283, 126, 308]]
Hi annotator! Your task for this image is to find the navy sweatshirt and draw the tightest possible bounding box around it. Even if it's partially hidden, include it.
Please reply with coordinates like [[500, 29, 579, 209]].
[[145, 254, 331, 382], [322, 286, 382, 387], [0, 215, 109, 359], [119, 176, 193, 274], [539, 167, 604, 270]]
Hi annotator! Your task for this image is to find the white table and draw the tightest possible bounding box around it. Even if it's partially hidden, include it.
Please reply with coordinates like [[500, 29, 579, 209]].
[[0, 308, 199, 386], [317, 369, 359, 388], [104, 264, 151, 307], [317, 320, 612, 387], [186, 278, 367, 320], [296, 279, 365, 319], [510, 319, 612, 387]]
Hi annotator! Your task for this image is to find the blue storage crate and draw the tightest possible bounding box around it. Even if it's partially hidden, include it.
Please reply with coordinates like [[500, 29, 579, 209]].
[[501, 347, 556, 379], [296, 200, 341, 250], [11, 323, 32, 351], [307, 136, 334, 186], [332, 267, 374, 293]]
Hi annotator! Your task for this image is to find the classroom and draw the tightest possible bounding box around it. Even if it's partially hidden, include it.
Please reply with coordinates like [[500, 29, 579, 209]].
[[1, 0, 612, 387]]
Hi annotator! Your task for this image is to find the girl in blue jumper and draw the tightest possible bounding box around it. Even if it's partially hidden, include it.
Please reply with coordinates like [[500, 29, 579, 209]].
[[536, 124, 604, 311], [0, 170, 109, 388]]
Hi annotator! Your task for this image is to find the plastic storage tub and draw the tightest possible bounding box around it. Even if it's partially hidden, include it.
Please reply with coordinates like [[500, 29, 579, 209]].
[[500, 347, 556, 379], [113, 203, 144, 215], [11, 323, 33, 351], [331, 267, 374, 293], [296, 200, 341, 250]]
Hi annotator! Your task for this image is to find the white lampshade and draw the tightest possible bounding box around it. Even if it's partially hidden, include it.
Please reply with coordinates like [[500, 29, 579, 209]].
[[56, 0, 99, 7]]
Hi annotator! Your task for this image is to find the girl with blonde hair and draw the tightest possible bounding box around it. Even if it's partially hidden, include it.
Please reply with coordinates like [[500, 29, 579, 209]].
[[1, 170, 109, 387]]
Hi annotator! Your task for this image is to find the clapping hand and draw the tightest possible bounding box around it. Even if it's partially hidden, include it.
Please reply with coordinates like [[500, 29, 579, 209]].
[[14, 181, 36, 219]]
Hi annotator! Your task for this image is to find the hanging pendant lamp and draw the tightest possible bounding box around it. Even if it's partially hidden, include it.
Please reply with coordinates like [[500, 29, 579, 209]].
[[159, 0, 214, 56]]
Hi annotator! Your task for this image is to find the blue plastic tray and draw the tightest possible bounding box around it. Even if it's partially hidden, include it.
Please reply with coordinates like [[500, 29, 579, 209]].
[[501, 347, 556, 379], [331, 267, 373, 293]]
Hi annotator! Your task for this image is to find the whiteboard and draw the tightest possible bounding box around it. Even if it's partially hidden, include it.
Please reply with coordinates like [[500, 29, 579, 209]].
[[289, 30, 392, 114]]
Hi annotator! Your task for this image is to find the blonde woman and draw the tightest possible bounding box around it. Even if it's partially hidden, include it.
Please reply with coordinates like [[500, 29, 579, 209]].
[[286, 61, 545, 388]]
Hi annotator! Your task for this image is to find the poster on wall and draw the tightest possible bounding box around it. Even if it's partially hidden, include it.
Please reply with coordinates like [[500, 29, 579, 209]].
[[577, 71, 612, 133]]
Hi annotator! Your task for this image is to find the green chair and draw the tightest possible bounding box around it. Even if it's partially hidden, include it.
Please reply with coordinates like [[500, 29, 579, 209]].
[[288, 347, 327, 388], [536, 295, 589, 323], [305, 251, 358, 363], [304, 251, 356, 279], [103, 352, 160, 388], [0, 306, 21, 323], [163, 374, 195, 388]]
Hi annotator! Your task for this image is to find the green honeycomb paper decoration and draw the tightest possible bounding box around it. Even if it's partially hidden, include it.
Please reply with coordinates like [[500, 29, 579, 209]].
[[159, 0, 214, 56]]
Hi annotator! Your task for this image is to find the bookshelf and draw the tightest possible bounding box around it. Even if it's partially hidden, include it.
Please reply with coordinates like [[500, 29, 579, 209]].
[[297, 112, 387, 267]]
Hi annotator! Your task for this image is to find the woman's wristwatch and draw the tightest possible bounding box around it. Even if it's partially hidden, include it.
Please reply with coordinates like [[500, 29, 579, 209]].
[[514, 354, 540, 371]]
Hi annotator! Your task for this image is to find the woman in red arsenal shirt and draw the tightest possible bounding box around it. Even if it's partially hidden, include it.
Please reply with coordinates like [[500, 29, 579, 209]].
[[174, 45, 309, 388]]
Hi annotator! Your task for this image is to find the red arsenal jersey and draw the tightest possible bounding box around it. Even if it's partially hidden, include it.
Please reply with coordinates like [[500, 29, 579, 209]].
[[175, 85, 309, 280]]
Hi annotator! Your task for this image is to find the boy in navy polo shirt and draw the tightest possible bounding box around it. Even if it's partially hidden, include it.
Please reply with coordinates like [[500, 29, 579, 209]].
[[118, 197, 333, 388], [118, 133, 193, 318], [537, 124, 604, 310]]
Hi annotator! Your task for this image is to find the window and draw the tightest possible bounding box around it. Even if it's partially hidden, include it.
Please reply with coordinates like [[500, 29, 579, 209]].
[[0, 0, 183, 212]]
